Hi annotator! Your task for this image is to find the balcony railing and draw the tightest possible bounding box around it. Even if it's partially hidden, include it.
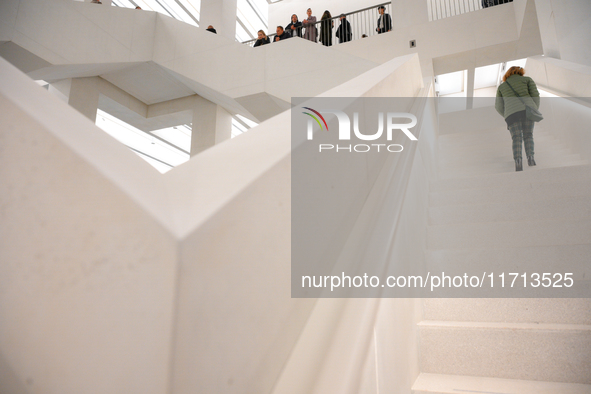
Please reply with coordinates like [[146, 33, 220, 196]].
[[242, 0, 514, 47], [242, 2, 392, 47], [428, 0, 513, 21]]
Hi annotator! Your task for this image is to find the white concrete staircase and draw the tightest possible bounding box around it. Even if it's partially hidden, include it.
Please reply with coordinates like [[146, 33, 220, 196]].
[[436, 127, 587, 179], [412, 108, 591, 393]]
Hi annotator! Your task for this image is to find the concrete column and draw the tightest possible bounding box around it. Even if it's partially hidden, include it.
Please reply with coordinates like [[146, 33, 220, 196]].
[[190, 97, 232, 156], [48, 79, 72, 103], [48, 77, 100, 122], [534, 0, 561, 59], [466, 68, 475, 110], [200, 0, 238, 40], [68, 77, 100, 122]]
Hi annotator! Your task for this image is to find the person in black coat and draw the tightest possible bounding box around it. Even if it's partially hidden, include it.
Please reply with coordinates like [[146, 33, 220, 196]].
[[206, 25, 217, 34], [376, 6, 392, 34], [482, 0, 513, 7], [253, 30, 270, 47], [335, 14, 352, 43], [320, 10, 334, 46], [285, 14, 303, 38], [274, 26, 291, 42]]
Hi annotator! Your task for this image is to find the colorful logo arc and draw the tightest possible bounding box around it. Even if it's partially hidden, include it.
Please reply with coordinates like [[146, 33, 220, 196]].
[[302, 107, 329, 131]]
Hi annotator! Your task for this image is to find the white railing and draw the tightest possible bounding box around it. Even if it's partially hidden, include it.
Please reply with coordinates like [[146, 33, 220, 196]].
[[243, 2, 392, 47], [428, 0, 514, 21]]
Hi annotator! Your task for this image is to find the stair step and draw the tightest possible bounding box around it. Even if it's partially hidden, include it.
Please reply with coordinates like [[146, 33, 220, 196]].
[[438, 108, 504, 135], [437, 104, 556, 136], [422, 298, 591, 325], [437, 130, 560, 148], [438, 152, 580, 170], [429, 177, 591, 207], [418, 321, 591, 383], [429, 195, 591, 225], [439, 124, 555, 136], [423, 108, 591, 389], [438, 146, 572, 166], [412, 373, 591, 394], [428, 218, 591, 249], [438, 159, 587, 179], [419, 320, 591, 331], [438, 130, 558, 148], [426, 244, 591, 278], [438, 136, 561, 153], [430, 164, 591, 192]]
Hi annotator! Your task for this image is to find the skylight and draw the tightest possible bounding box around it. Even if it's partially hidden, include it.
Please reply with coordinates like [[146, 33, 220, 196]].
[[96, 109, 190, 173], [111, 0, 269, 41], [95, 109, 257, 173]]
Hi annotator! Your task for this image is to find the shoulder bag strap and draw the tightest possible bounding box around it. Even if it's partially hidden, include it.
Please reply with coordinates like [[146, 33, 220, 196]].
[[505, 79, 530, 108]]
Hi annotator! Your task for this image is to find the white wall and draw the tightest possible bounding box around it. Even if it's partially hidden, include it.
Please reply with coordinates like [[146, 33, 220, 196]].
[[0, 47, 431, 393], [269, 0, 389, 30], [526, 56, 591, 161], [534, 0, 591, 67], [0, 58, 177, 394], [526, 55, 591, 98], [334, 0, 543, 78]]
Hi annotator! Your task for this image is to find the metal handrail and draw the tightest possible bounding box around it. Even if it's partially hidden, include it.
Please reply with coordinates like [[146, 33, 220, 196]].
[[244, 0, 516, 46], [428, 0, 513, 21], [242, 2, 391, 47]]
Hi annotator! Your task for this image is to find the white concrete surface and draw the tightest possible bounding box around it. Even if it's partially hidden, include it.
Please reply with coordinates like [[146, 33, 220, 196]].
[[0, 50, 430, 394], [428, 217, 591, 249], [413, 373, 591, 394], [200, 0, 237, 40], [532, 0, 591, 67], [190, 97, 232, 155], [525, 56, 591, 161], [0, 78, 177, 394], [419, 321, 591, 383], [68, 77, 100, 121], [423, 298, 591, 324], [429, 194, 591, 225], [333, 0, 543, 78], [0, 0, 547, 134], [430, 161, 591, 192], [2, 0, 591, 392], [0, 0, 382, 127], [417, 79, 591, 390], [426, 243, 591, 279]]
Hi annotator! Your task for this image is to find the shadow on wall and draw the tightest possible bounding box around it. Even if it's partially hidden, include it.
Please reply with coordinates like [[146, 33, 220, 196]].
[[0, 352, 31, 394]]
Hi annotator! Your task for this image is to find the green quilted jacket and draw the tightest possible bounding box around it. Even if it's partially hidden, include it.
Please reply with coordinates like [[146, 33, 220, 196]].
[[495, 75, 540, 119]]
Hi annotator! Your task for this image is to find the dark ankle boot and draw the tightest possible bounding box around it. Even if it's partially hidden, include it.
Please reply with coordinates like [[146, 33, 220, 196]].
[[515, 158, 523, 171], [527, 156, 536, 166]]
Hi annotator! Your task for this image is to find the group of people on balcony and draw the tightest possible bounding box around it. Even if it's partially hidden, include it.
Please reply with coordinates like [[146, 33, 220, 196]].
[[91, 0, 141, 7], [481, 0, 513, 8], [253, 6, 392, 48]]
